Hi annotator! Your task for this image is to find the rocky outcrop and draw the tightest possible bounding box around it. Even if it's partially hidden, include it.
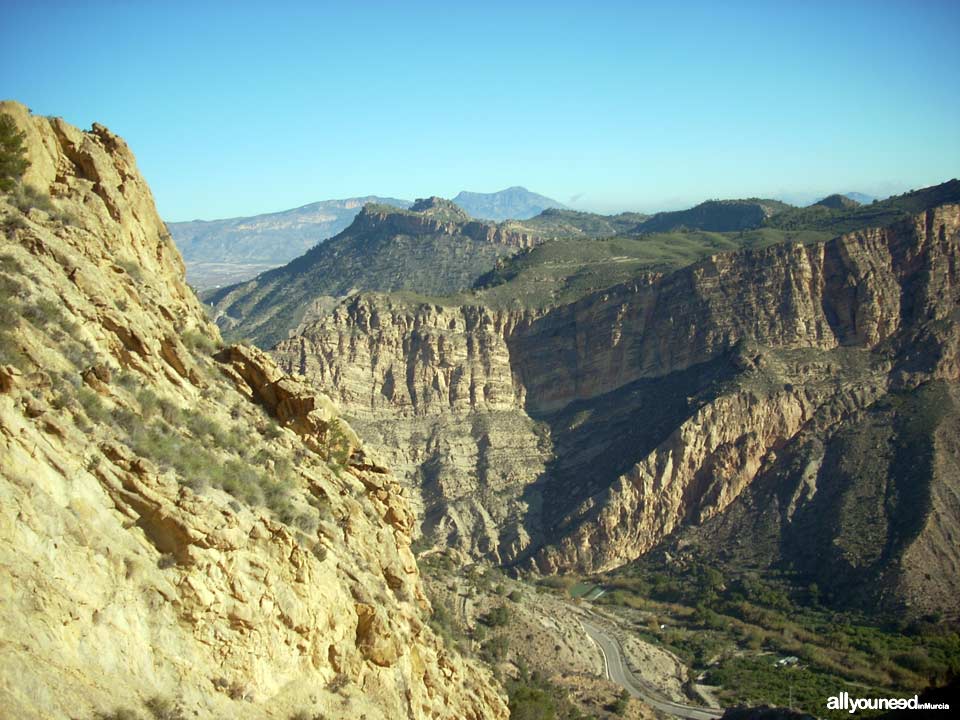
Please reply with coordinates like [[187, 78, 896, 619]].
[[276, 202, 960, 614], [0, 101, 506, 719]]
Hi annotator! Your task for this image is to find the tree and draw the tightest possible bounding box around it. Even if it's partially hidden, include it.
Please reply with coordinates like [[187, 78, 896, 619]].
[[611, 688, 630, 716], [0, 114, 29, 192]]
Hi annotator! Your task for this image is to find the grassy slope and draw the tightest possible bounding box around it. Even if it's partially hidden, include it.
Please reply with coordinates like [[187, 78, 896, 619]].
[[470, 228, 832, 309]]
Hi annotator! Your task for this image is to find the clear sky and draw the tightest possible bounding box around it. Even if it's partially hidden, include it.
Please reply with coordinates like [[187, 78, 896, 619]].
[[2, 0, 958, 221]]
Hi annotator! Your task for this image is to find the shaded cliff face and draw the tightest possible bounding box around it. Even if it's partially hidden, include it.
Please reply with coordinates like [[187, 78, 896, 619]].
[[0, 102, 506, 720], [272, 297, 548, 562], [276, 204, 960, 615]]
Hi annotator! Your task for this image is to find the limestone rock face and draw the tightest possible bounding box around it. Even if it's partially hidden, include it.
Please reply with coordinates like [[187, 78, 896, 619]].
[[0, 101, 506, 720], [272, 297, 547, 562], [276, 202, 960, 614]]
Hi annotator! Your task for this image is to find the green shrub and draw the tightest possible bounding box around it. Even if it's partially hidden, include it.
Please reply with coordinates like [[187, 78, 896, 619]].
[[2, 213, 28, 236], [0, 114, 29, 193], [481, 634, 510, 663], [506, 671, 586, 720], [136, 387, 161, 418], [610, 688, 630, 716], [482, 605, 511, 628], [183, 409, 229, 445], [77, 387, 111, 425], [94, 709, 142, 720], [0, 329, 26, 369], [144, 697, 185, 720], [325, 419, 352, 466], [20, 297, 65, 328], [181, 329, 219, 354], [12, 184, 55, 213]]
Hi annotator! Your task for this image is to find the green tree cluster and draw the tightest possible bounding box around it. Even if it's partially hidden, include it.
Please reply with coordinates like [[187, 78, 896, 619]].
[[0, 114, 29, 192]]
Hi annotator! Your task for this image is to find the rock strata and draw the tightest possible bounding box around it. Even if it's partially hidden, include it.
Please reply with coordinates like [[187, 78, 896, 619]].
[[0, 101, 507, 719]]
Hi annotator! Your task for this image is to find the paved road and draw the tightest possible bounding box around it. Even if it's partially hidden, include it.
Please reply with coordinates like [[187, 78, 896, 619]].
[[581, 618, 725, 720]]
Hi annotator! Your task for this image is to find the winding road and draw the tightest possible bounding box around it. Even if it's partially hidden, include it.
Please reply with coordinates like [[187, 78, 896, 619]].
[[580, 617, 725, 720]]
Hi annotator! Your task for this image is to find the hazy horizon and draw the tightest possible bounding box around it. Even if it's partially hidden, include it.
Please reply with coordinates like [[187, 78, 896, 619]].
[[2, 0, 958, 222]]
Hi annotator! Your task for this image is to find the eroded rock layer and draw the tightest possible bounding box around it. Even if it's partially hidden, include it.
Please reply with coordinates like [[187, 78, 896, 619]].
[[0, 101, 506, 720]]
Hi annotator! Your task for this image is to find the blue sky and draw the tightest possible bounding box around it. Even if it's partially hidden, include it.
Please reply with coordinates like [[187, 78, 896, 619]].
[[2, 0, 958, 221]]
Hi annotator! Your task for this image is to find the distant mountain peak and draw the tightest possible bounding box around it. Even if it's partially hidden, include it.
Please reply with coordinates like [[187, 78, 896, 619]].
[[452, 186, 566, 221]]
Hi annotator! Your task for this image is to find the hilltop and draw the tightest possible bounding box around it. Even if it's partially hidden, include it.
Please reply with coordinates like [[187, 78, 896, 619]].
[[811, 193, 861, 209], [634, 198, 792, 233], [505, 207, 649, 239]]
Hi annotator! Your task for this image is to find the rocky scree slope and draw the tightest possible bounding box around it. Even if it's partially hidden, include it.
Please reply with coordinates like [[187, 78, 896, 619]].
[[0, 101, 506, 720], [274, 202, 960, 616], [206, 196, 542, 348]]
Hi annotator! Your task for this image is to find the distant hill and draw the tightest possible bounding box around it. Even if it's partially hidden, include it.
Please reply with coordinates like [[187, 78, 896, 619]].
[[505, 208, 648, 239], [634, 198, 792, 233], [206, 197, 542, 347], [812, 193, 861, 210], [767, 179, 960, 233], [452, 186, 566, 220], [167, 196, 411, 288]]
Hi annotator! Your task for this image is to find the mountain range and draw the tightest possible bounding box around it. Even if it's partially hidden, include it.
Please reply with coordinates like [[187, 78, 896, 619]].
[[169, 186, 566, 289], [4, 99, 959, 719], [204, 174, 960, 622]]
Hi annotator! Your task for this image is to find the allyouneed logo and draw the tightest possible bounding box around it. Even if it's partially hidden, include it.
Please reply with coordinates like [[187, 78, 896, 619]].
[[827, 692, 950, 714]]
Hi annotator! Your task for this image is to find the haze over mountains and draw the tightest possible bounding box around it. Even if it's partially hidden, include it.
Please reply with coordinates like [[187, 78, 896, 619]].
[[171, 187, 886, 290], [170, 186, 567, 288]]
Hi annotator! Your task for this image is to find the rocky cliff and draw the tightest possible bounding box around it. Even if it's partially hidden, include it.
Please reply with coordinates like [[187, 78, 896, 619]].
[[0, 101, 507, 719], [275, 203, 960, 615], [273, 296, 547, 562]]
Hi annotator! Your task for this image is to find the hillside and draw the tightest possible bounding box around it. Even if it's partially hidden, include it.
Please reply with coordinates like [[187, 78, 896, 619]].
[[472, 227, 833, 308], [206, 197, 541, 347], [634, 198, 792, 233], [0, 101, 506, 720], [167, 196, 411, 289], [452, 185, 566, 220], [504, 207, 649, 239]]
